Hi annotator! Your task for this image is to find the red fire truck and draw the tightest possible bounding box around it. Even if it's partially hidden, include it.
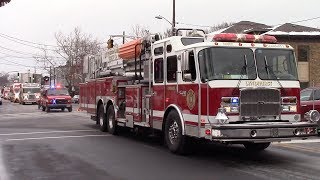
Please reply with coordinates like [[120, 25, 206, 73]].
[[80, 30, 320, 154]]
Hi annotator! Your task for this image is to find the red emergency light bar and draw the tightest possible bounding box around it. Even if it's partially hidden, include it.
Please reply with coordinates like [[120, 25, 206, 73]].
[[213, 33, 277, 44]]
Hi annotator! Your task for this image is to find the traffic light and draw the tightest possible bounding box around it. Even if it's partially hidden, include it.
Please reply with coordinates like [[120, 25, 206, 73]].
[[43, 76, 49, 82], [107, 39, 114, 49]]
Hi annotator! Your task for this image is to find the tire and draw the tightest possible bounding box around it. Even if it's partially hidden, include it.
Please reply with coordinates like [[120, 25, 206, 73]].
[[61, 108, 65, 111], [243, 142, 271, 152], [42, 106, 46, 111], [67, 107, 72, 112], [164, 111, 188, 154], [97, 105, 108, 132], [107, 105, 118, 135]]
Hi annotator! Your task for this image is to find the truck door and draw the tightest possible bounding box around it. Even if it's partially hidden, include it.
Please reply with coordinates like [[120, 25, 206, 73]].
[[152, 44, 165, 123], [177, 50, 200, 135]]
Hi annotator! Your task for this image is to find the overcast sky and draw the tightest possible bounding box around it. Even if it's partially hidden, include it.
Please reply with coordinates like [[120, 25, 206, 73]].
[[0, 0, 320, 74]]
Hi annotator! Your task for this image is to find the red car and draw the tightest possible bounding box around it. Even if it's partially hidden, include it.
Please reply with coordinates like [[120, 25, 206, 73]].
[[300, 88, 320, 134], [39, 87, 72, 112]]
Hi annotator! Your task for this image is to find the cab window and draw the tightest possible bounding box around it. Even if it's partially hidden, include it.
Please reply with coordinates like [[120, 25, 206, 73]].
[[167, 55, 177, 83], [183, 51, 197, 81], [154, 58, 164, 83]]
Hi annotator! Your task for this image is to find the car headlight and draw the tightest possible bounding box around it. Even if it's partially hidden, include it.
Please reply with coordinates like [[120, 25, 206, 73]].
[[221, 97, 239, 113], [24, 95, 28, 100], [281, 97, 297, 112]]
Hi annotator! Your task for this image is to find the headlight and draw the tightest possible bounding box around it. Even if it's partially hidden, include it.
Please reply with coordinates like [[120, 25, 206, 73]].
[[221, 97, 239, 113], [24, 95, 28, 100], [281, 97, 297, 112], [282, 105, 297, 112]]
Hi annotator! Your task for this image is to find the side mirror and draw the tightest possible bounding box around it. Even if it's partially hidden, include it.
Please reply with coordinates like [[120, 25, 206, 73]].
[[183, 73, 192, 81], [181, 52, 190, 72]]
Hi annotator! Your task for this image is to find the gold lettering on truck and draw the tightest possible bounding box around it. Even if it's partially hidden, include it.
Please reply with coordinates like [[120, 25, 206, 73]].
[[245, 81, 272, 87]]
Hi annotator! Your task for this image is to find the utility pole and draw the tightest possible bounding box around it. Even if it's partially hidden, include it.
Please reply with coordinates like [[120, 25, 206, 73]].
[[49, 66, 52, 86], [172, 0, 176, 36], [53, 67, 56, 86], [123, 31, 125, 44]]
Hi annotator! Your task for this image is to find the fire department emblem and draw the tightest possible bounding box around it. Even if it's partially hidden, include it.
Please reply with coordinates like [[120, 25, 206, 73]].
[[187, 89, 196, 110]]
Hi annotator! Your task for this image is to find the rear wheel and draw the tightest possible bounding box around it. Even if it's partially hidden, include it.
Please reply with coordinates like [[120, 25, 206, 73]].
[[164, 111, 188, 154], [68, 107, 72, 112], [97, 105, 108, 132], [107, 105, 118, 135], [243, 142, 271, 152]]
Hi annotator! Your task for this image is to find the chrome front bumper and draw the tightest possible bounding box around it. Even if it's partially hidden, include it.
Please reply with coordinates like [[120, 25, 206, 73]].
[[205, 122, 319, 143]]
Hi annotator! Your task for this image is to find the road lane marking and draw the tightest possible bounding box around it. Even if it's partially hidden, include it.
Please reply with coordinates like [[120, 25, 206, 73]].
[[5, 134, 111, 142], [0, 130, 98, 136]]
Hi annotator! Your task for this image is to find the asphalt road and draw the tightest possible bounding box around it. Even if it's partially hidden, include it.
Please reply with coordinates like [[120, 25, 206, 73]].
[[1, 99, 320, 180]]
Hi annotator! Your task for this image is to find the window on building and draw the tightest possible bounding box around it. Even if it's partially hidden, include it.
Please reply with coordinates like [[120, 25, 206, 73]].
[[167, 56, 177, 82], [298, 45, 309, 62], [154, 58, 164, 83], [300, 82, 309, 90]]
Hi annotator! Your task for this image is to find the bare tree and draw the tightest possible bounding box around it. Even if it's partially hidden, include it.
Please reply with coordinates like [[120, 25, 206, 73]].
[[0, 72, 9, 86], [207, 22, 234, 33], [131, 24, 149, 38], [35, 27, 100, 94], [54, 27, 101, 94]]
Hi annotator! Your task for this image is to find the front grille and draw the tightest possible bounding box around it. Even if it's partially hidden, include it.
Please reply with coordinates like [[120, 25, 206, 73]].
[[240, 88, 281, 117], [28, 95, 36, 100], [56, 99, 68, 104]]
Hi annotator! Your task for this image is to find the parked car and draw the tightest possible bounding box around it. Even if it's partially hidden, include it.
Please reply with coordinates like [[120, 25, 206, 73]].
[[72, 95, 79, 104], [300, 88, 320, 134]]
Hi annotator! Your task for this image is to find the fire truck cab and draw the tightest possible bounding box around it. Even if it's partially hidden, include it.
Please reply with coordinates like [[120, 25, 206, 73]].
[[80, 30, 320, 154]]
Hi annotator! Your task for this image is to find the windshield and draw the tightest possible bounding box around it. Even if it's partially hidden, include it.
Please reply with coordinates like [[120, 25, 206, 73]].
[[47, 89, 69, 96], [256, 49, 298, 80], [198, 47, 256, 81], [23, 88, 40, 93]]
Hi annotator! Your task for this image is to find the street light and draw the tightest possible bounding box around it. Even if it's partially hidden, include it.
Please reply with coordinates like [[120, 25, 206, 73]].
[[155, 15, 176, 36]]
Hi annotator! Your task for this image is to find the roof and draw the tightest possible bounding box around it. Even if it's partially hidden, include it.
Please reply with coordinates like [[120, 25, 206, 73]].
[[266, 23, 320, 36], [221, 21, 272, 34], [0, 0, 11, 7]]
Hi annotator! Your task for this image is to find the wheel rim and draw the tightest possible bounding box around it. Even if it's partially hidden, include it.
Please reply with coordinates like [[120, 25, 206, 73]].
[[108, 112, 114, 129], [168, 121, 179, 145]]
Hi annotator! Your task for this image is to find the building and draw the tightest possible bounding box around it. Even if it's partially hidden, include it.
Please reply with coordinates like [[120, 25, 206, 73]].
[[212, 21, 320, 89]]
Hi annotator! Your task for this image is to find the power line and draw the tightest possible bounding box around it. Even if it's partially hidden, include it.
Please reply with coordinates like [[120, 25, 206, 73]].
[[0, 33, 58, 47], [0, 57, 37, 68], [0, 45, 40, 56], [0, 34, 57, 51]]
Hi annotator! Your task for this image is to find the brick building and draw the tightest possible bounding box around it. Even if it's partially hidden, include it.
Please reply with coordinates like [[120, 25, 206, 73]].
[[215, 21, 320, 89]]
